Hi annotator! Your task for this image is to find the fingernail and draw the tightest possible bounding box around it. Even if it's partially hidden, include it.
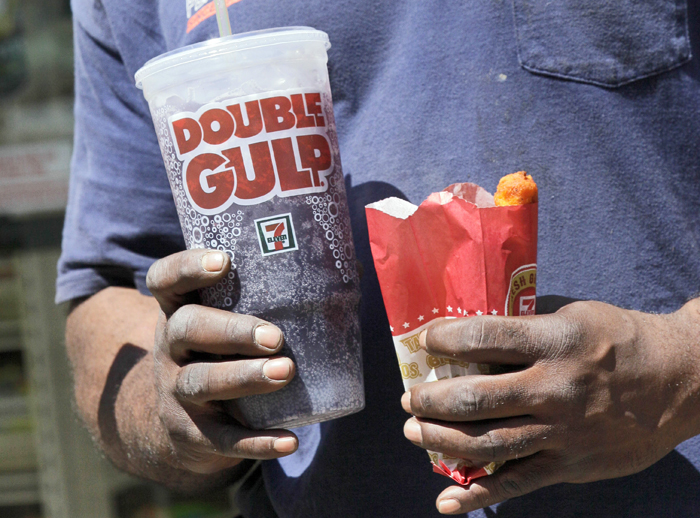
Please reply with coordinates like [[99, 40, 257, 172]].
[[401, 391, 412, 412], [255, 325, 282, 349], [202, 252, 225, 272], [403, 419, 423, 443], [263, 358, 291, 381], [273, 437, 297, 453], [419, 329, 427, 349], [438, 499, 461, 514]]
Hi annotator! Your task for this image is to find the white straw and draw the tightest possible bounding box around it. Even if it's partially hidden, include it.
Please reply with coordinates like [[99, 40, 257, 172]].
[[214, 0, 232, 37]]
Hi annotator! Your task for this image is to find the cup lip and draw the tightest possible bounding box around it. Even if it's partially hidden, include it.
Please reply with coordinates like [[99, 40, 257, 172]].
[[135, 26, 330, 89]]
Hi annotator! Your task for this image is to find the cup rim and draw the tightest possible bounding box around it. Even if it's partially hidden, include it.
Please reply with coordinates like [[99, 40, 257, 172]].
[[135, 26, 330, 89]]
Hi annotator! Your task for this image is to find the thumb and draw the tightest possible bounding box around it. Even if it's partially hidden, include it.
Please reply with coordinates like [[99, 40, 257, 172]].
[[435, 453, 560, 514]]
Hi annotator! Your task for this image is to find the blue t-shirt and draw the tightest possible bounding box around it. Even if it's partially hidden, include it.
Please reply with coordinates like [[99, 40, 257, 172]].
[[59, 0, 700, 516]]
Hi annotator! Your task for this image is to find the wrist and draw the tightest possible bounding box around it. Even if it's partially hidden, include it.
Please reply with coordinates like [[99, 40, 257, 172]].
[[654, 297, 700, 445]]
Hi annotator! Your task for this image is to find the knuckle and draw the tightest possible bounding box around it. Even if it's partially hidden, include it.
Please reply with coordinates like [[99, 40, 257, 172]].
[[454, 388, 479, 416], [456, 318, 487, 350], [543, 316, 582, 360], [496, 319, 538, 356], [176, 252, 195, 281], [423, 323, 442, 352], [469, 486, 495, 511], [419, 426, 442, 451], [476, 318, 497, 350], [458, 317, 504, 351], [410, 385, 433, 415], [557, 300, 593, 316], [554, 302, 589, 336], [497, 464, 545, 499], [428, 319, 464, 354], [224, 313, 251, 344], [146, 259, 168, 293], [454, 384, 491, 417], [237, 360, 262, 387], [497, 475, 526, 498], [222, 361, 259, 396], [167, 305, 198, 345], [481, 429, 508, 462], [216, 427, 242, 456], [565, 318, 585, 348], [249, 435, 276, 456], [229, 361, 253, 388], [175, 364, 210, 402], [219, 431, 274, 459]]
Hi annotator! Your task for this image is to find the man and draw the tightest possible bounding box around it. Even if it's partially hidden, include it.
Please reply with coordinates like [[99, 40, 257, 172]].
[[59, 0, 700, 516]]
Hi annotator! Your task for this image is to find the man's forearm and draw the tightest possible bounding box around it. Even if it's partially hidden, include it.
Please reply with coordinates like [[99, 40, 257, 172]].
[[66, 287, 245, 491]]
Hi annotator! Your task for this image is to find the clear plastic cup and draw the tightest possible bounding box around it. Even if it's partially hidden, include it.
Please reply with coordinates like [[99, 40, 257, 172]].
[[135, 27, 364, 429]]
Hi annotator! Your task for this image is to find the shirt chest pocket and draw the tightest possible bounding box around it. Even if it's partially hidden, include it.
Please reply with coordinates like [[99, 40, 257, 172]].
[[512, 0, 692, 87]]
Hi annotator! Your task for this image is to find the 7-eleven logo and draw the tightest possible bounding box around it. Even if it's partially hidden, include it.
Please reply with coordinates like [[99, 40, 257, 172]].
[[254, 213, 298, 256]]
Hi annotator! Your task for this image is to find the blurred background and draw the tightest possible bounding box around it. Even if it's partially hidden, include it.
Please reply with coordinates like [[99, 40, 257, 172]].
[[0, 1, 237, 516]]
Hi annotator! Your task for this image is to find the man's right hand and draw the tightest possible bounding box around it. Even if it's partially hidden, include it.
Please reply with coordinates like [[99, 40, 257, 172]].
[[146, 248, 299, 474]]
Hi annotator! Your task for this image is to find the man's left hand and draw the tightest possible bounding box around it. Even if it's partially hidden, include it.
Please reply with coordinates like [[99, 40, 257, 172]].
[[402, 299, 700, 514]]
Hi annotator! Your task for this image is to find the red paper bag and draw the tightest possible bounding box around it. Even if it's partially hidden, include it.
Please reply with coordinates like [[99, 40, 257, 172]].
[[366, 182, 538, 484]]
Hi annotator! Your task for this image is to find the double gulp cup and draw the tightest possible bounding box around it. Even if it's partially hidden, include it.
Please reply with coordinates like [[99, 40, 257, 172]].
[[135, 28, 364, 429]]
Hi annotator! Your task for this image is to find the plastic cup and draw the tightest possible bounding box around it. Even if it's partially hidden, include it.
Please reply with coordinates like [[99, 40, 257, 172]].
[[135, 27, 364, 429]]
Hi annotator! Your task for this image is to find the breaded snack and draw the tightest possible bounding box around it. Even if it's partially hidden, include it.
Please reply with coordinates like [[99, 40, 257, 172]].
[[494, 171, 538, 206]]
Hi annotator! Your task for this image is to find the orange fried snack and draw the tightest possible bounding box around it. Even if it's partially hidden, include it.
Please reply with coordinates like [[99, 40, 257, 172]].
[[494, 171, 538, 206]]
